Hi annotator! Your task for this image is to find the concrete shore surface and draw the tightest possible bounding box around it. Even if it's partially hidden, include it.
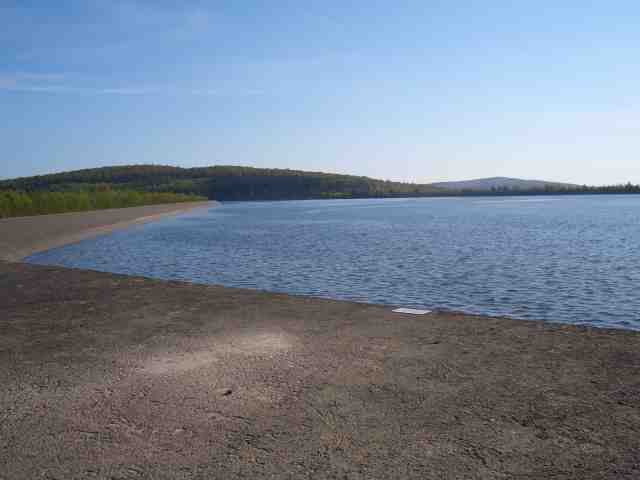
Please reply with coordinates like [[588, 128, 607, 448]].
[[2, 261, 639, 479], [0, 201, 214, 262]]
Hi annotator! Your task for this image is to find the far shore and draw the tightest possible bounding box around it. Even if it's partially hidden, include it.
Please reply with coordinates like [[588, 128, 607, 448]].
[[0, 201, 215, 262]]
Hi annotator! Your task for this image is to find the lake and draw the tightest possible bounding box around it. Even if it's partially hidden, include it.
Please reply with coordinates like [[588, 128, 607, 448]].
[[26, 195, 640, 330]]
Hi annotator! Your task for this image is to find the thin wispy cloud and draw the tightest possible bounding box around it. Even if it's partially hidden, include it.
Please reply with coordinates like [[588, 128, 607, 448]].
[[0, 72, 66, 89], [0, 73, 263, 96], [4, 2, 215, 67], [94, 0, 214, 35]]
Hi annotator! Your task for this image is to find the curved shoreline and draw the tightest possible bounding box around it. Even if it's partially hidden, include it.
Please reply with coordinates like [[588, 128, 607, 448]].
[[1, 260, 639, 478], [0, 201, 215, 262], [1, 200, 639, 477]]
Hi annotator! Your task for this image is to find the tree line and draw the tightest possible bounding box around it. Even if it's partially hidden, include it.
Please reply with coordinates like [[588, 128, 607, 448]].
[[0, 188, 206, 219], [1, 165, 639, 203], [0, 165, 441, 200], [451, 182, 640, 196]]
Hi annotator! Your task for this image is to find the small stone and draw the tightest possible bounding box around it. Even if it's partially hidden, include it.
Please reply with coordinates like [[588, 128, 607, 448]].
[[219, 388, 233, 396]]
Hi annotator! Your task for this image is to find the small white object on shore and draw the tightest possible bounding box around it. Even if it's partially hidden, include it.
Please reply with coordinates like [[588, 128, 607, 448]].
[[393, 308, 432, 315]]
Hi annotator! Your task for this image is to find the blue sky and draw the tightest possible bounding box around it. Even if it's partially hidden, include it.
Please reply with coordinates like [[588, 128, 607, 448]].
[[1, 1, 639, 184]]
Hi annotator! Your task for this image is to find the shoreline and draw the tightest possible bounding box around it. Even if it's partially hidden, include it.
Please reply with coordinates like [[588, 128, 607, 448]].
[[2, 261, 639, 478], [1, 202, 639, 478], [0, 200, 214, 262]]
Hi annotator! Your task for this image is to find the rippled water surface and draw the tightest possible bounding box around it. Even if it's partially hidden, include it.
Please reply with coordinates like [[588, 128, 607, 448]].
[[26, 196, 640, 330]]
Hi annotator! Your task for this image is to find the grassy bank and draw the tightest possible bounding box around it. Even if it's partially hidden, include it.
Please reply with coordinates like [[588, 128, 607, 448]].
[[0, 189, 207, 218]]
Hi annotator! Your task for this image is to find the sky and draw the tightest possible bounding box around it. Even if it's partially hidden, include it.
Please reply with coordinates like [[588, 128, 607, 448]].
[[1, 1, 639, 184]]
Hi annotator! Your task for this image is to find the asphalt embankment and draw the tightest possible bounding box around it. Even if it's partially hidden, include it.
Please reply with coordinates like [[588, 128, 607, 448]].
[[1, 260, 639, 479], [0, 201, 214, 262]]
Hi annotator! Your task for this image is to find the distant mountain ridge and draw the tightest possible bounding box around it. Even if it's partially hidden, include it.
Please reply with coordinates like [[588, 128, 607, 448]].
[[430, 177, 578, 191]]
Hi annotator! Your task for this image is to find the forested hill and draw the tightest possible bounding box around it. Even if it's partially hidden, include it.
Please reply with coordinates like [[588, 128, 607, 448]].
[[3, 165, 640, 201], [0, 165, 441, 201]]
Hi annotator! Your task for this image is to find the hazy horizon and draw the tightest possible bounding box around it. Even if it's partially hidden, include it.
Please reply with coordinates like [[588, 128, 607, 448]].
[[3, 2, 640, 185]]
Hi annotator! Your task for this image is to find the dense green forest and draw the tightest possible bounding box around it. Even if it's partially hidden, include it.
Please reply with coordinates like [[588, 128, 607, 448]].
[[0, 165, 441, 200], [0, 188, 205, 218], [1, 165, 639, 208]]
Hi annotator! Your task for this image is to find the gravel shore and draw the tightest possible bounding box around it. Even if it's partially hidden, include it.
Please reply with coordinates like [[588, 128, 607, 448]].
[[0, 201, 214, 262], [2, 260, 639, 479], [2, 205, 639, 478]]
